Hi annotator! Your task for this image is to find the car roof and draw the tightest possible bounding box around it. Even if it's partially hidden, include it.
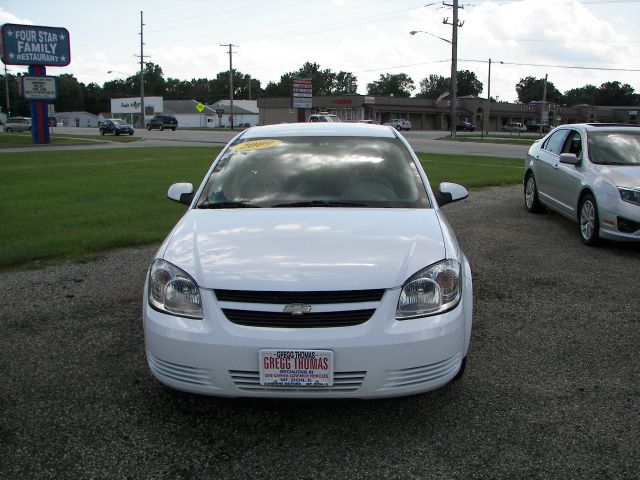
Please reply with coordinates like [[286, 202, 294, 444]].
[[240, 122, 398, 139], [557, 123, 640, 132]]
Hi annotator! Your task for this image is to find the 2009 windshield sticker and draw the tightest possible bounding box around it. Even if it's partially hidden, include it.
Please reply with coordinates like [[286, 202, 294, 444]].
[[230, 139, 282, 151]]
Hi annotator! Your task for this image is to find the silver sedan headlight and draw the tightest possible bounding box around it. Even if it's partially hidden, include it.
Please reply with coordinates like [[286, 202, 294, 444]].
[[396, 259, 462, 319], [619, 188, 640, 206], [148, 259, 203, 319]]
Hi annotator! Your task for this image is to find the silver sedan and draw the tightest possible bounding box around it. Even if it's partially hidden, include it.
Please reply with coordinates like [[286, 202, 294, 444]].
[[524, 123, 640, 245]]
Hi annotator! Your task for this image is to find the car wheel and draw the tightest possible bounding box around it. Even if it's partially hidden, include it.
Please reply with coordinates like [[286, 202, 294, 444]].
[[129, 132, 134, 136], [146, 124, 151, 131], [524, 173, 543, 213], [395, 125, 402, 131], [100, 128, 104, 136], [5, 127, 12, 132], [453, 356, 467, 381], [115, 131, 120, 136], [172, 127, 176, 131], [160, 124, 164, 131], [579, 194, 601, 246]]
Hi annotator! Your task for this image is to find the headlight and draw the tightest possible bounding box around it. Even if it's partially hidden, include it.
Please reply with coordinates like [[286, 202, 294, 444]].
[[619, 188, 640, 206], [396, 259, 462, 319], [148, 259, 203, 319]]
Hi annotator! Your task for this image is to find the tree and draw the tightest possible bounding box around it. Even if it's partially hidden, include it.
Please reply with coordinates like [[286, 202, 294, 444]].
[[595, 81, 638, 106], [417, 74, 449, 98], [516, 76, 562, 104], [563, 84, 599, 106], [456, 70, 483, 97], [333, 71, 358, 95], [367, 73, 415, 97], [55, 74, 85, 112]]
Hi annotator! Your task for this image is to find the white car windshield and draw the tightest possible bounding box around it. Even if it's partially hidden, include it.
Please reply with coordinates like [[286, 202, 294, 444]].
[[587, 131, 640, 165], [196, 136, 430, 209]]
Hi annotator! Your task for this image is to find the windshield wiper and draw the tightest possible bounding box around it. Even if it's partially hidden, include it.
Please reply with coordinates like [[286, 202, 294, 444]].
[[271, 200, 367, 208], [197, 201, 260, 209]]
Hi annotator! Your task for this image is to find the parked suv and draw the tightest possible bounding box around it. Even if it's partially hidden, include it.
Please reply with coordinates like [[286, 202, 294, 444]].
[[456, 121, 475, 132], [147, 115, 178, 131], [3, 117, 31, 133], [502, 122, 527, 133], [385, 119, 412, 131]]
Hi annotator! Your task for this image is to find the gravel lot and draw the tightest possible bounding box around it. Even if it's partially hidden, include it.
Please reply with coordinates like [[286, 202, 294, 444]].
[[1, 185, 638, 479]]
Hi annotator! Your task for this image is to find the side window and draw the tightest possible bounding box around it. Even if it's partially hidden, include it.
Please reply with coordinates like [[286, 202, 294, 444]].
[[561, 130, 583, 158], [543, 130, 569, 155]]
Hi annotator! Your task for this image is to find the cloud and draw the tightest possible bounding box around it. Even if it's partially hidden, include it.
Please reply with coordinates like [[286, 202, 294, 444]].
[[0, 8, 33, 25]]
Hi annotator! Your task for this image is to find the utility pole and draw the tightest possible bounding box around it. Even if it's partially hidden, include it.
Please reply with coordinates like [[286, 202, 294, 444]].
[[540, 73, 548, 137], [220, 43, 238, 129], [4, 63, 10, 119], [484, 58, 491, 139], [443, 0, 463, 138], [135, 11, 147, 129]]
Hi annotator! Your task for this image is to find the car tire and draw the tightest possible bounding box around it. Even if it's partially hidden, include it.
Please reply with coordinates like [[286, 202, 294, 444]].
[[5, 127, 12, 132], [453, 356, 467, 381], [115, 131, 120, 136], [160, 124, 164, 131], [172, 127, 176, 131], [146, 124, 151, 131], [395, 125, 402, 131], [524, 173, 544, 213], [100, 128, 105, 136], [579, 193, 601, 246], [129, 132, 134, 136]]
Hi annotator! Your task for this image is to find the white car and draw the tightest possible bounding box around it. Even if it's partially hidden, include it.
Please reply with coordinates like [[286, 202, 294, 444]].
[[308, 114, 341, 122], [524, 123, 640, 245], [385, 118, 412, 131], [144, 122, 472, 399]]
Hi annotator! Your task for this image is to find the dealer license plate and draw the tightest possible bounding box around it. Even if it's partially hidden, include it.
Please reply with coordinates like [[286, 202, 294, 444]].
[[259, 349, 334, 387]]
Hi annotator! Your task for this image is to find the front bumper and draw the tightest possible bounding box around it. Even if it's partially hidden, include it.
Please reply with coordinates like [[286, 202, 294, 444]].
[[142, 267, 472, 399]]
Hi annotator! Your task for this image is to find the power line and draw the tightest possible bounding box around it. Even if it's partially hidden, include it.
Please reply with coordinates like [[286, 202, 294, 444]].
[[459, 58, 640, 72]]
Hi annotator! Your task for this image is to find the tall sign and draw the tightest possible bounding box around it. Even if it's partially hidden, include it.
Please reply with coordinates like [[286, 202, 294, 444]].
[[291, 78, 312, 122], [1, 24, 71, 144]]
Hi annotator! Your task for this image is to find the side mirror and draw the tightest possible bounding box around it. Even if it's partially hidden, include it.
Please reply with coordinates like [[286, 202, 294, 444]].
[[437, 182, 469, 206], [560, 153, 580, 165], [167, 183, 194, 205]]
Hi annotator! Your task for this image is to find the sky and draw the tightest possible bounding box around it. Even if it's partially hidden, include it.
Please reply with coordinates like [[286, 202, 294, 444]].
[[1, 0, 639, 103]]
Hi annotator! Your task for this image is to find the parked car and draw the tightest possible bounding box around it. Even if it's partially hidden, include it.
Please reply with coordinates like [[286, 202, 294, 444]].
[[502, 122, 527, 132], [99, 119, 134, 136], [385, 118, 412, 131], [526, 122, 551, 133], [307, 114, 341, 123], [144, 122, 473, 399], [3, 117, 31, 133], [524, 123, 640, 245], [146, 114, 178, 131], [456, 121, 475, 132]]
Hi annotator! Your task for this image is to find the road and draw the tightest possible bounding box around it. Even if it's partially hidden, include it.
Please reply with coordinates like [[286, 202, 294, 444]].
[[1, 185, 638, 479], [1, 126, 530, 159]]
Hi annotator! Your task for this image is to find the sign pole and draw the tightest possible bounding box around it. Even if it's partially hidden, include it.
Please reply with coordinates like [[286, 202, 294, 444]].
[[29, 65, 50, 144]]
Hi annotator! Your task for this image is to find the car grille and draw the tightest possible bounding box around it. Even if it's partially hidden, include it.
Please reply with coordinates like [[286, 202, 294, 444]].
[[380, 354, 462, 390], [229, 370, 366, 392], [214, 289, 385, 304], [222, 308, 375, 328]]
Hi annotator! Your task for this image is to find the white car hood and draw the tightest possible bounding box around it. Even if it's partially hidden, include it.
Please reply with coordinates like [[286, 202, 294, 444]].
[[597, 165, 640, 188], [162, 209, 446, 291]]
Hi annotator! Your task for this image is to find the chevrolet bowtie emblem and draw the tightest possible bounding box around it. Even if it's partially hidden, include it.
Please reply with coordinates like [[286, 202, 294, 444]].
[[283, 304, 312, 315]]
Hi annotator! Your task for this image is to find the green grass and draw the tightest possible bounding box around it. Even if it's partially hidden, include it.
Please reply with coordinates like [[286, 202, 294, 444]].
[[0, 132, 142, 147], [0, 147, 218, 270], [418, 153, 523, 189], [0, 148, 523, 271], [437, 134, 542, 146]]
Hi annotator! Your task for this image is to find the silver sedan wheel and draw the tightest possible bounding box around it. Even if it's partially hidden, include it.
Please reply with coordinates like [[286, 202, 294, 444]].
[[580, 199, 596, 241], [525, 177, 536, 209]]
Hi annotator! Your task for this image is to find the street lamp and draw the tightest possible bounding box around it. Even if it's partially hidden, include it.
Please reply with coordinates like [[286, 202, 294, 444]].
[[410, 29, 457, 137]]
